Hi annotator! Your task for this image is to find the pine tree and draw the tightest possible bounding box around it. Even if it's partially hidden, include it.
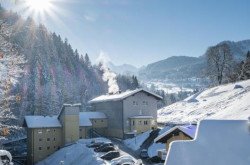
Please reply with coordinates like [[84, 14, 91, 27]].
[[84, 53, 91, 67]]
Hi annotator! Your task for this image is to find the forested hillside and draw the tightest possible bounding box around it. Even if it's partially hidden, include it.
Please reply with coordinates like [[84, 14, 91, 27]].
[[0, 8, 138, 139]]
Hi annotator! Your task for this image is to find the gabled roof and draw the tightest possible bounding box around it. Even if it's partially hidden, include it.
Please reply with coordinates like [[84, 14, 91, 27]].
[[79, 112, 107, 127], [88, 88, 163, 104], [24, 116, 62, 128], [24, 111, 107, 128], [155, 125, 197, 143], [165, 120, 250, 165]]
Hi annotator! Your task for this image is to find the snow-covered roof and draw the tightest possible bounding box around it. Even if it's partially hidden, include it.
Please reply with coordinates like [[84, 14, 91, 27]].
[[24, 116, 62, 128], [155, 125, 197, 143], [79, 112, 107, 127], [89, 88, 163, 104], [165, 120, 250, 165], [129, 115, 154, 119]]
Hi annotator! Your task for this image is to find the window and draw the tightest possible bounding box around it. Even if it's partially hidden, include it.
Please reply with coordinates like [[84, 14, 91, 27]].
[[132, 120, 135, 126], [101, 120, 103, 122], [80, 136, 82, 139], [38, 147, 42, 150], [38, 130, 42, 134], [144, 121, 148, 125], [39, 138, 42, 142], [139, 121, 142, 125], [133, 101, 138, 106], [47, 146, 50, 150], [143, 101, 148, 106], [47, 138, 50, 141], [54, 129, 56, 132], [53, 138, 56, 141], [80, 128, 82, 131], [46, 129, 50, 133], [54, 146, 56, 149]]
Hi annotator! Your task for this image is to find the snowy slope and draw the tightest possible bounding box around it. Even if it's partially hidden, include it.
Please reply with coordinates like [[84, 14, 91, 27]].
[[158, 80, 250, 124]]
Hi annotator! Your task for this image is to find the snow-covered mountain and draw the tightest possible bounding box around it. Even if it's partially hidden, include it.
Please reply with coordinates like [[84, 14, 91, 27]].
[[158, 79, 250, 124], [139, 40, 250, 82], [107, 62, 138, 75], [139, 40, 250, 93], [138, 56, 205, 80]]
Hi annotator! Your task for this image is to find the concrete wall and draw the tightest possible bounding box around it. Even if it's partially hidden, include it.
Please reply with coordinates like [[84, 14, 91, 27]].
[[79, 127, 91, 139], [59, 106, 80, 145], [130, 118, 153, 134], [123, 91, 158, 133], [91, 119, 108, 128], [91, 101, 124, 138], [27, 127, 62, 165]]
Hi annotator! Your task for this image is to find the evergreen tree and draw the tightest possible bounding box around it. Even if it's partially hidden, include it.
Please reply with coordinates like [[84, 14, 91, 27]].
[[84, 53, 91, 67]]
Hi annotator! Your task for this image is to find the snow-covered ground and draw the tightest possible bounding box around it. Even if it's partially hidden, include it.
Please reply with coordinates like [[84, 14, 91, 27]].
[[123, 130, 152, 151], [158, 79, 250, 124], [145, 80, 194, 94]]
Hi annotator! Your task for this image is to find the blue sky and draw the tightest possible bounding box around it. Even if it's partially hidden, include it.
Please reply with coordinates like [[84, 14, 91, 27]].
[[4, 0, 250, 67]]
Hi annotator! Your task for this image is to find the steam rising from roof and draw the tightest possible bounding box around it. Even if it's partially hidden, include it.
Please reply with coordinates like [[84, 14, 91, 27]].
[[97, 51, 119, 94]]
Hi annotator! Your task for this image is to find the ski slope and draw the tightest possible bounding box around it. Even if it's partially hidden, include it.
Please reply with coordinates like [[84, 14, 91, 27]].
[[158, 80, 250, 124]]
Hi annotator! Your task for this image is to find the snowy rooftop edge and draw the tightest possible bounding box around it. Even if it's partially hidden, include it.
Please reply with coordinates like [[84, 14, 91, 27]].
[[24, 111, 107, 128], [129, 115, 154, 119], [88, 88, 163, 103], [165, 119, 250, 165], [79, 112, 107, 127], [155, 125, 197, 142], [24, 116, 62, 128]]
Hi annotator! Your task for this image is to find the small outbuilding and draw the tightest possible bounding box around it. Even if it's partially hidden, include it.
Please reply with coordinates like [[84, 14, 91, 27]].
[[154, 125, 197, 152]]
